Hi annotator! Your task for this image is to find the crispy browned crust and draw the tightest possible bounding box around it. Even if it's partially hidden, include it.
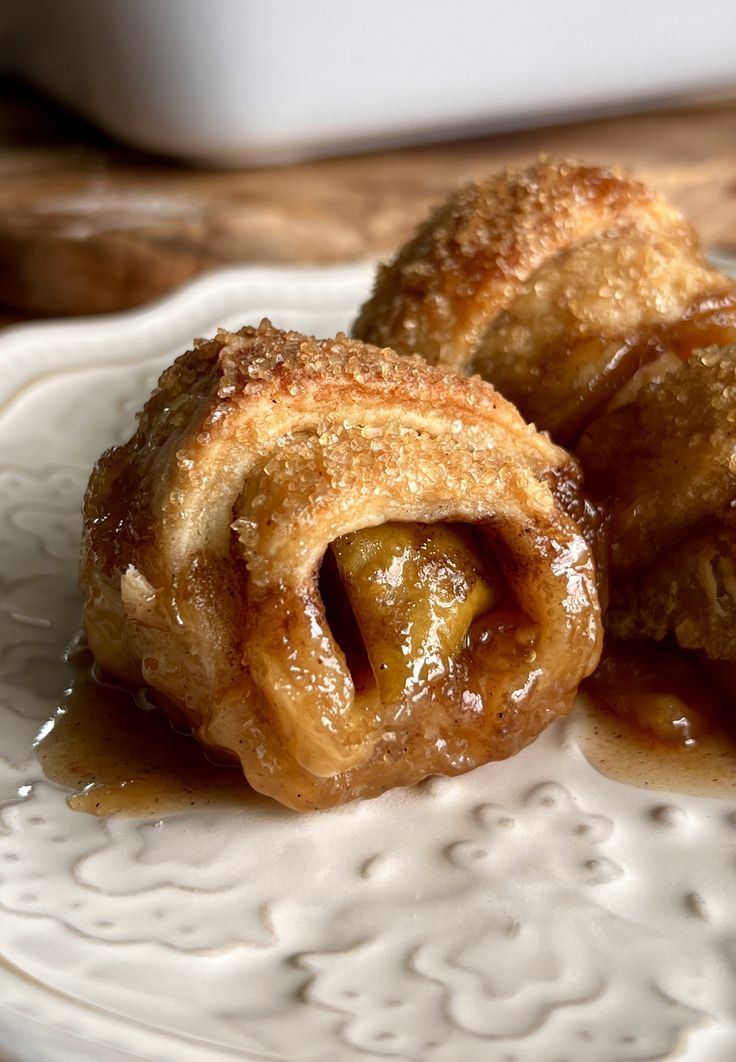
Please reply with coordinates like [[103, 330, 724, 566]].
[[80, 321, 601, 810], [579, 345, 736, 659], [354, 157, 732, 443], [355, 158, 690, 362], [606, 520, 736, 659], [356, 158, 736, 662]]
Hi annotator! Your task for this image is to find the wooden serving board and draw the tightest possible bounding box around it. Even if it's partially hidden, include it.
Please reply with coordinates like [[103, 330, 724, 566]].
[[2, 83, 736, 317]]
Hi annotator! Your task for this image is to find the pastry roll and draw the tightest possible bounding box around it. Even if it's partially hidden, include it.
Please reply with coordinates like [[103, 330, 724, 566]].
[[354, 158, 734, 445], [578, 345, 736, 661], [80, 321, 601, 810], [355, 159, 736, 667]]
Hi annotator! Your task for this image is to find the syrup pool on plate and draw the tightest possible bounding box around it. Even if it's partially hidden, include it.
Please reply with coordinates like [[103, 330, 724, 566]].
[[35, 643, 263, 817], [36, 636, 736, 816], [574, 637, 736, 798]]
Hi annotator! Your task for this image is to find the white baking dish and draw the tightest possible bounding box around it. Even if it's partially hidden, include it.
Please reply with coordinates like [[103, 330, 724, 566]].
[[6, 0, 736, 166]]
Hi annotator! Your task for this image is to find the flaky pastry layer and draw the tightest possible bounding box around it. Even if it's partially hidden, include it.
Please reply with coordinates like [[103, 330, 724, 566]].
[[354, 157, 732, 444], [355, 158, 736, 663], [81, 321, 601, 809]]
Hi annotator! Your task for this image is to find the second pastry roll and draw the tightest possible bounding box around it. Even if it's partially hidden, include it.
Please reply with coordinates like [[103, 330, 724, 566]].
[[354, 158, 736, 674], [354, 158, 733, 446], [81, 322, 601, 810]]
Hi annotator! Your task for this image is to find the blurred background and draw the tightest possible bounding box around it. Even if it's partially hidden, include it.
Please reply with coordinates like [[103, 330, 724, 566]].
[[1, 0, 736, 322]]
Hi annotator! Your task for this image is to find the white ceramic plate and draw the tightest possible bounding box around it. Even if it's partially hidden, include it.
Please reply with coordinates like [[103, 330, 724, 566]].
[[1, 264, 736, 1062]]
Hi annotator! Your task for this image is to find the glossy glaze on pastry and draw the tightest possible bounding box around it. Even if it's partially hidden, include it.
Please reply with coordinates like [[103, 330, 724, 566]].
[[80, 321, 602, 810], [578, 345, 736, 660], [355, 159, 736, 673], [354, 158, 733, 445]]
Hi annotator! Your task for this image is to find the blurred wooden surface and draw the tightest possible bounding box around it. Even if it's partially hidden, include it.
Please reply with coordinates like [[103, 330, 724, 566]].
[[2, 80, 736, 318]]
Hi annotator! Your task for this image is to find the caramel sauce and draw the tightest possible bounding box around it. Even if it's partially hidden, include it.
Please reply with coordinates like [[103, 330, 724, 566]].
[[35, 645, 258, 817], [575, 639, 736, 798], [38, 635, 736, 816], [551, 290, 736, 447]]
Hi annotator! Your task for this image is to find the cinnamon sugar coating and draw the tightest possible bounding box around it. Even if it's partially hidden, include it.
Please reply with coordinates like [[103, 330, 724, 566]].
[[354, 157, 731, 445], [355, 158, 736, 664], [81, 322, 601, 810]]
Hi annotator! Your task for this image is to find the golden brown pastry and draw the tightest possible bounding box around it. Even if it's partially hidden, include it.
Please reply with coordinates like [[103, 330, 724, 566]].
[[578, 345, 736, 661], [354, 158, 735, 445], [80, 320, 602, 810], [355, 158, 736, 667]]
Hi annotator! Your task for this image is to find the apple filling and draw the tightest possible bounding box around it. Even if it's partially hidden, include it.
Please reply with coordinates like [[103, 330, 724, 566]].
[[325, 522, 503, 705]]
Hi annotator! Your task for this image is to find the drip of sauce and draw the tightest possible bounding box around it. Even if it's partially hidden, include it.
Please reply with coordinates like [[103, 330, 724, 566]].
[[35, 644, 258, 817], [38, 635, 736, 817], [575, 638, 736, 798]]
